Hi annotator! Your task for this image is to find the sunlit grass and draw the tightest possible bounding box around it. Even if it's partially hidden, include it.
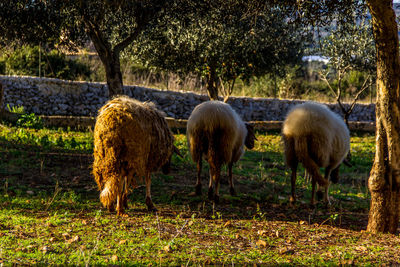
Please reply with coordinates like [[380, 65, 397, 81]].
[[1, 125, 392, 265]]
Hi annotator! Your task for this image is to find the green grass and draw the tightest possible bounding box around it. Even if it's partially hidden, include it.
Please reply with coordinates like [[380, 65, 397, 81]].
[[1, 124, 399, 265]]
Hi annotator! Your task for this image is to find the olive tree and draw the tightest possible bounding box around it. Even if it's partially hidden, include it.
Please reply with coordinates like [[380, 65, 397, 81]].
[[131, 0, 308, 100], [316, 8, 376, 127], [364, 0, 400, 234], [0, 0, 167, 98]]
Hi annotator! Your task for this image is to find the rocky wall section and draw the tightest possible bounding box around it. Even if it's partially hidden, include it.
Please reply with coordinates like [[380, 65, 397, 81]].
[[0, 75, 375, 122]]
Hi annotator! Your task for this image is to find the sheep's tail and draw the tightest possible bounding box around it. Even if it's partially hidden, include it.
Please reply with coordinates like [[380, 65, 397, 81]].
[[188, 131, 206, 163], [283, 135, 296, 169], [294, 136, 328, 187]]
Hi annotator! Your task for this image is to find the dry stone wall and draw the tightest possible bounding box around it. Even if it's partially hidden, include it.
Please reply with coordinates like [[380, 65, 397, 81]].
[[0, 75, 375, 122]]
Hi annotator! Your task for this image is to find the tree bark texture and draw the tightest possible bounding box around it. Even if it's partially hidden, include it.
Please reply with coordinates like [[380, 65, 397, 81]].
[[84, 21, 124, 98], [206, 63, 219, 100], [103, 55, 123, 98], [366, 0, 400, 234]]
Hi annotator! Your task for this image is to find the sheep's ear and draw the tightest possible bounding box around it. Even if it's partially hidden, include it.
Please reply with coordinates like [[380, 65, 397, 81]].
[[245, 122, 257, 140], [173, 145, 183, 158]]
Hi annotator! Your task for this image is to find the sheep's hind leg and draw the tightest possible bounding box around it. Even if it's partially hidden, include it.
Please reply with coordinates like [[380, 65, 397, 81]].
[[310, 177, 317, 207], [122, 175, 129, 210], [289, 163, 298, 204], [210, 164, 222, 204], [208, 168, 214, 201], [303, 160, 328, 187], [228, 162, 236, 196], [195, 160, 202, 195], [145, 173, 157, 211]]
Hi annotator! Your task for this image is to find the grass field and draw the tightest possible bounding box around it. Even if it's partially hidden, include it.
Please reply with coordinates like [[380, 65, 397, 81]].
[[1, 124, 400, 265]]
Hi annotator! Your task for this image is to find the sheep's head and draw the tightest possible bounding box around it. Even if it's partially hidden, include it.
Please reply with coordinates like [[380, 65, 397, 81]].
[[161, 145, 182, 174], [244, 123, 256, 149], [330, 155, 351, 184], [330, 166, 340, 184], [161, 157, 172, 174]]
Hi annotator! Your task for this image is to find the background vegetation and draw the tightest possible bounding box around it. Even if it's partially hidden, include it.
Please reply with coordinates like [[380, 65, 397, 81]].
[[0, 45, 376, 103], [0, 0, 376, 103]]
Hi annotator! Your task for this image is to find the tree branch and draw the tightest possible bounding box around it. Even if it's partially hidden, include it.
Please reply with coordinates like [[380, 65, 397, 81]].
[[319, 71, 336, 97], [114, 26, 143, 55], [347, 74, 371, 114], [84, 17, 112, 63]]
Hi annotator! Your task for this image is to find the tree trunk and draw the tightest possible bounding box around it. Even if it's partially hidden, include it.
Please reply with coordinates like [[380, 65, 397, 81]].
[[206, 63, 219, 100], [103, 55, 123, 98], [366, 0, 400, 234], [84, 23, 124, 98]]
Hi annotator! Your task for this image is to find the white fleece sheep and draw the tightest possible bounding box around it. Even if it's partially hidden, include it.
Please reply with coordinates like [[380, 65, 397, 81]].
[[186, 100, 256, 203], [282, 101, 350, 205], [93, 96, 179, 215]]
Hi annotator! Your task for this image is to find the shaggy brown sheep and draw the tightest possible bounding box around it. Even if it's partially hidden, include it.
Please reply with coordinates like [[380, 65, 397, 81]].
[[93, 96, 179, 215]]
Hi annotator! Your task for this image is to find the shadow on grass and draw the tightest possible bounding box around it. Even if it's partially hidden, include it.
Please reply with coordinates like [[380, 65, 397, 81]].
[[1, 141, 371, 232]]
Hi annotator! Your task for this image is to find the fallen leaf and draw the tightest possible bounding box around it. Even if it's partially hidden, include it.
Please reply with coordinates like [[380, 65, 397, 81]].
[[111, 255, 118, 262], [119, 240, 127, 245], [355, 246, 368, 252], [257, 230, 267, 236], [188, 221, 194, 226], [256, 239, 267, 247], [163, 244, 171, 252], [342, 259, 354, 265], [40, 246, 51, 254], [299, 220, 307, 225], [62, 233, 71, 240], [81, 220, 88, 225], [223, 221, 231, 227], [67, 235, 80, 244], [49, 237, 56, 242], [275, 230, 280, 237], [279, 248, 295, 255]]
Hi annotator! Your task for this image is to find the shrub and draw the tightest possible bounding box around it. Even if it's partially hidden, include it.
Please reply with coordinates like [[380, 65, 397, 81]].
[[16, 113, 43, 129]]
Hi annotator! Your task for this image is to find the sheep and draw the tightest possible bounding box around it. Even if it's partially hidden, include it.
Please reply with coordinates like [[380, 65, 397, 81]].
[[282, 101, 350, 206], [92, 95, 179, 215], [186, 100, 256, 203]]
